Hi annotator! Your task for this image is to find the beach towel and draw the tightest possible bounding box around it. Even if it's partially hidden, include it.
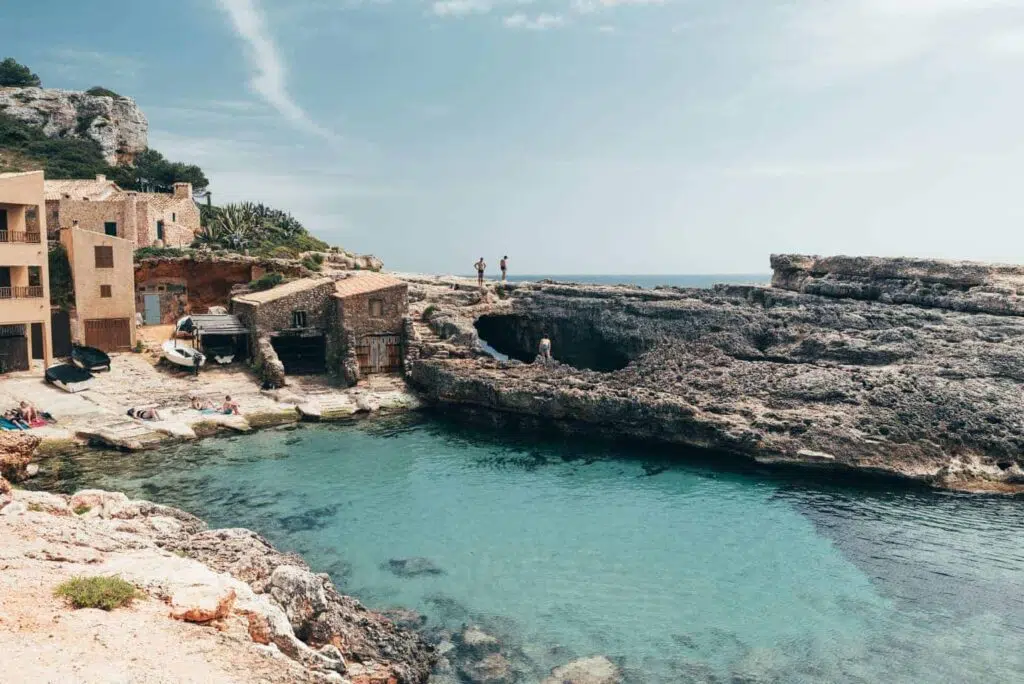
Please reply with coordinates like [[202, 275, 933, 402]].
[[199, 408, 220, 415], [0, 418, 26, 431], [29, 418, 47, 428]]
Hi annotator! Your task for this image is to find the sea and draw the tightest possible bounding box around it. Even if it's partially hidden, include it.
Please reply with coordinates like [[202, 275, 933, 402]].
[[32, 415, 1024, 683], [502, 274, 770, 289]]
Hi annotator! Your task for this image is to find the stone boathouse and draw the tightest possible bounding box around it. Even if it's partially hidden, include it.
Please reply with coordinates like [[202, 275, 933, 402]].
[[232, 272, 408, 386]]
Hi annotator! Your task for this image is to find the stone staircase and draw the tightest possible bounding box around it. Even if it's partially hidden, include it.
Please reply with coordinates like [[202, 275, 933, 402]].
[[412, 321, 451, 359]]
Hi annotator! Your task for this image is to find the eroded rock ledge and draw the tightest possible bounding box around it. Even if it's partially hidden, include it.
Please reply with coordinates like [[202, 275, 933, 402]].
[[0, 487, 434, 683], [403, 256, 1024, 493]]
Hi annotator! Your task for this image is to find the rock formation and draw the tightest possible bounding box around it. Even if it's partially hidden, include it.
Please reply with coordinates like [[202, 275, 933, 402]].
[[0, 433, 41, 482], [0, 86, 148, 165], [0, 488, 434, 683], [404, 256, 1024, 493]]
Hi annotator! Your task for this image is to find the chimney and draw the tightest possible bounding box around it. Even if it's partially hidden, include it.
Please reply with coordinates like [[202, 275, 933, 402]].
[[96, 174, 106, 183], [173, 182, 193, 199]]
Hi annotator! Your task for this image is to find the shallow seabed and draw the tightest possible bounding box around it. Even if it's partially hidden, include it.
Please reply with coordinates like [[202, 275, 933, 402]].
[[35, 414, 1024, 683]]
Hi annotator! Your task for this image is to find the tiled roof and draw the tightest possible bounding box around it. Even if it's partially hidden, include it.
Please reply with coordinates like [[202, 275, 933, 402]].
[[234, 277, 336, 304], [44, 178, 122, 201], [333, 272, 406, 297]]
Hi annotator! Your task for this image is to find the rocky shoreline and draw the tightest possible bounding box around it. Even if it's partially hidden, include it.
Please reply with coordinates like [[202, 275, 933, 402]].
[[403, 255, 1024, 494]]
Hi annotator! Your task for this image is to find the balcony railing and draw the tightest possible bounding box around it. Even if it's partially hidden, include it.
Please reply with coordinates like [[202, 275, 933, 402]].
[[0, 230, 42, 244], [0, 286, 44, 300]]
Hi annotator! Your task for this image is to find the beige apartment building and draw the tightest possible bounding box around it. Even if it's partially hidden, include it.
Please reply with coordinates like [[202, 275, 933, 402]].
[[60, 225, 136, 351], [0, 171, 52, 373], [45, 175, 200, 248]]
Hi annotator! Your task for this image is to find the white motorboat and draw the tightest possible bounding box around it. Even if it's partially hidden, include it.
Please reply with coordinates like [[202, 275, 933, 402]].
[[161, 340, 206, 368]]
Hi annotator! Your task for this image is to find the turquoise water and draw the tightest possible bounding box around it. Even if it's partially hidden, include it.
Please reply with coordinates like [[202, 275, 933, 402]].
[[35, 415, 1024, 682]]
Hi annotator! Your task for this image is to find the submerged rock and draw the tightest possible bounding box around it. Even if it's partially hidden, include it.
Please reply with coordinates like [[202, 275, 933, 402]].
[[385, 556, 446, 577], [542, 656, 622, 684], [458, 653, 515, 684]]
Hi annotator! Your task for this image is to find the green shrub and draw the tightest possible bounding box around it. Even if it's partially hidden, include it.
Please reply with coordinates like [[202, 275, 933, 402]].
[[135, 246, 186, 260], [250, 272, 284, 291], [48, 243, 75, 310], [422, 305, 437, 321], [301, 256, 322, 272], [310, 253, 325, 264], [54, 576, 139, 611], [73, 504, 91, 515], [86, 86, 121, 98]]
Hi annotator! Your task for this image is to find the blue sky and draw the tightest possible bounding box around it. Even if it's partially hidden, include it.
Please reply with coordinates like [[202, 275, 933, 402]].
[[6, 1, 1024, 274]]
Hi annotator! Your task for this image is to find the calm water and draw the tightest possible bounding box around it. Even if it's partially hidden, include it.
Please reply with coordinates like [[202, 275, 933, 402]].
[[501, 274, 770, 289], [34, 415, 1024, 683]]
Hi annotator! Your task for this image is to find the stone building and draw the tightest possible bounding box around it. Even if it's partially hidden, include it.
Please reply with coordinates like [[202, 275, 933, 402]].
[[333, 272, 407, 377], [44, 175, 199, 249], [233, 278, 339, 382], [232, 272, 409, 385], [0, 171, 52, 373], [60, 225, 136, 352]]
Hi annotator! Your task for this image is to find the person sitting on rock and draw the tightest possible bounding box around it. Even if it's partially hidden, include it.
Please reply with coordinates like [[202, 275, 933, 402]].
[[18, 401, 39, 423], [221, 395, 240, 415], [538, 337, 552, 364], [189, 393, 213, 410]]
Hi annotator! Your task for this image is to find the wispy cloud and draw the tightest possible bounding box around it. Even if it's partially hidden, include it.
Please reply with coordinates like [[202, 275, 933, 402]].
[[571, 0, 665, 14], [503, 12, 565, 30], [780, 0, 1024, 81], [432, 0, 493, 16], [215, 0, 336, 141]]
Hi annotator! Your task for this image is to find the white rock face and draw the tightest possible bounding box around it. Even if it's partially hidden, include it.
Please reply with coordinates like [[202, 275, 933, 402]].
[[0, 86, 148, 165]]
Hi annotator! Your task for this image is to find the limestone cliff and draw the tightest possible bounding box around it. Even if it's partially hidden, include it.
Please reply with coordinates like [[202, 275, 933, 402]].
[[0, 86, 147, 165], [403, 256, 1024, 493]]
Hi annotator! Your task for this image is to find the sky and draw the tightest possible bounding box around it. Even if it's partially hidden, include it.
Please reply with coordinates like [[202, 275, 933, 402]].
[[5, 0, 1024, 274]]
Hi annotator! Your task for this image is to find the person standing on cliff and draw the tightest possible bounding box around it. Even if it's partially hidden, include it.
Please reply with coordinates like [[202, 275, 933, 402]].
[[475, 258, 487, 287], [500, 256, 508, 283]]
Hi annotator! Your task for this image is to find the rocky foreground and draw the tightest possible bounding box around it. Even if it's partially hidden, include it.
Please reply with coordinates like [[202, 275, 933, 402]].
[[0, 484, 434, 684], [404, 255, 1024, 493]]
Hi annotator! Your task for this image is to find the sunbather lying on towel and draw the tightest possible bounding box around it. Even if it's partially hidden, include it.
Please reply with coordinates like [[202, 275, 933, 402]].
[[126, 407, 161, 421], [2, 411, 29, 430]]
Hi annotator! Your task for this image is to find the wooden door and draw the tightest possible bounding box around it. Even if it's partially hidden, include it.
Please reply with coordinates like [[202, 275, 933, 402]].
[[0, 325, 28, 373], [363, 334, 401, 373], [84, 318, 131, 352]]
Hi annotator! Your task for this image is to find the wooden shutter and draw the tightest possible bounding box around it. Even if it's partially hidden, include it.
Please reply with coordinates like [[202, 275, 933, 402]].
[[94, 246, 114, 268]]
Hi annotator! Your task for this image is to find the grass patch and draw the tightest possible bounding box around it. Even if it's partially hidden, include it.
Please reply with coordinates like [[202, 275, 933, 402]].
[[27, 503, 44, 512], [54, 576, 140, 611], [73, 504, 91, 515], [249, 272, 284, 291]]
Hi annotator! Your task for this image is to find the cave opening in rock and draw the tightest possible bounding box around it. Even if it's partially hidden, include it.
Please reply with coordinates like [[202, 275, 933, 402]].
[[474, 314, 631, 372]]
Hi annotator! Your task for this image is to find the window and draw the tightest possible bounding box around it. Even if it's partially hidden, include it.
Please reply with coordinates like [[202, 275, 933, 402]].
[[369, 299, 384, 317], [104, 222, 117, 237], [94, 245, 114, 268], [172, 212, 176, 222], [27, 266, 41, 287], [292, 310, 307, 328], [156, 220, 165, 241], [0, 209, 7, 232], [100, 284, 112, 298]]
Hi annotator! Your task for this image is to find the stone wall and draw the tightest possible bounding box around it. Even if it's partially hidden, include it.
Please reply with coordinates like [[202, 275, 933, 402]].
[[336, 284, 408, 337], [242, 282, 337, 336], [51, 193, 197, 249]]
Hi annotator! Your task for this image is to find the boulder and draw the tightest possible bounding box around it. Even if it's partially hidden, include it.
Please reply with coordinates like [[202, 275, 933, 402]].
[[269, 565, 330, 633], [542, 656, 622, 684], [455, 625, 502, 659], [169, 584, 237, 623], [458, 653, 515, 684], [0, 433, 41, 483]]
